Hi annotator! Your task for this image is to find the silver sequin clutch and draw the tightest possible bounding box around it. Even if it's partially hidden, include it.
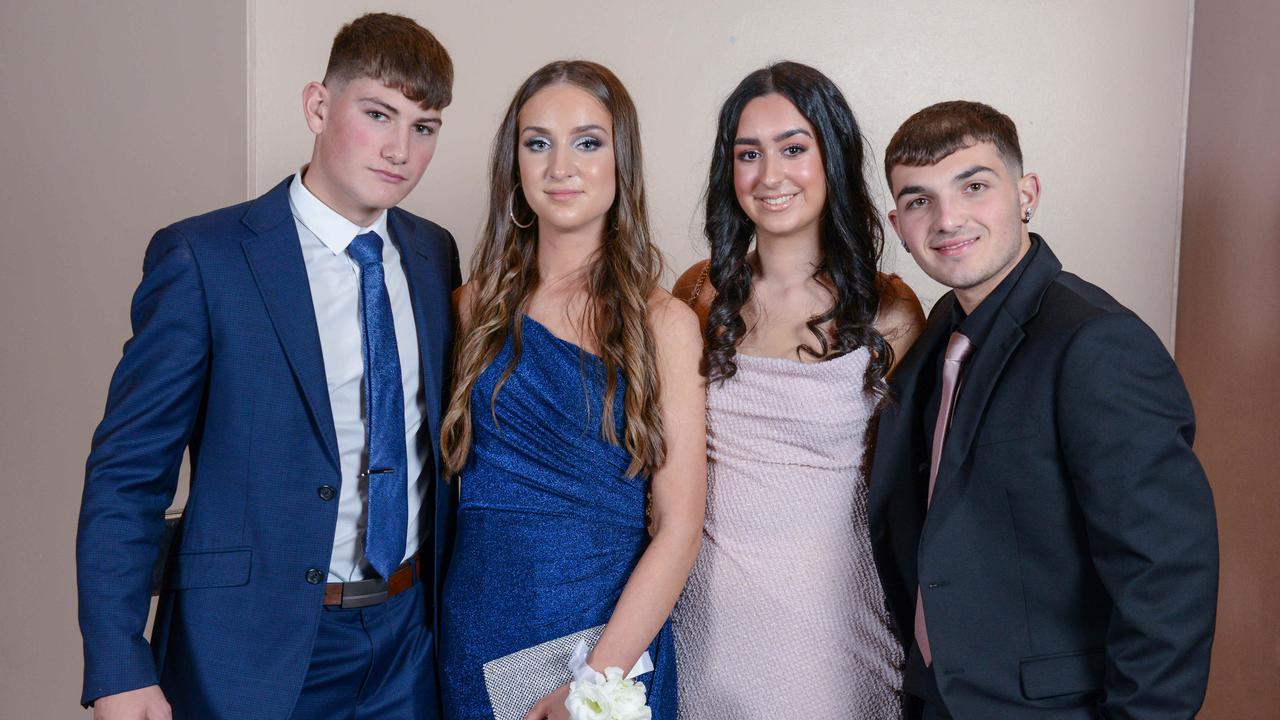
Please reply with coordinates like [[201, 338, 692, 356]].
[[482, 624, 606, 720]]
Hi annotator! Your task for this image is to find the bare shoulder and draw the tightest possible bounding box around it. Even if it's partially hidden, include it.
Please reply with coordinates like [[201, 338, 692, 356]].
[[648, 289, 704, 353], [874, 273, 925, 341], [874, 274, 925, 375], [672, 260, 714, 331], [453, 281, 475, 330]]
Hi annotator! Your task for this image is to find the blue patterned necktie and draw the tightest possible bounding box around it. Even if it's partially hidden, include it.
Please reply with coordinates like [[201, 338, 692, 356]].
[[347, 231, 408, 579]]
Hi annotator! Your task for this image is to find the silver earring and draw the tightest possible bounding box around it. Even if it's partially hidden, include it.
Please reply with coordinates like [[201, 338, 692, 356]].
[[509, 184, 535, 229], [1022, 207, 1034, 223]]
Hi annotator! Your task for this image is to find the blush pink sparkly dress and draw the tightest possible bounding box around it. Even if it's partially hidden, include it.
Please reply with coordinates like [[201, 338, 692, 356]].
[[672, 347, 903, 718]]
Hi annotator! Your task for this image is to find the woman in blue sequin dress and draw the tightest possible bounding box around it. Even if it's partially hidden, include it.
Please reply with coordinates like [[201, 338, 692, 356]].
[[437, 61, 706, 720]]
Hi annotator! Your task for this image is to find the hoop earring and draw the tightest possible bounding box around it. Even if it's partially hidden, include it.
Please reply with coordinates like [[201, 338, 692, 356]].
[[509, 184, 535, 229]]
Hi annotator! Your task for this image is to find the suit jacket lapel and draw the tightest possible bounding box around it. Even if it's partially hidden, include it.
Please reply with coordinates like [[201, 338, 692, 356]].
[[240, 178, 341, 472], [927, 238, 1063, 519], [389, 209, 446, 444], [389, 209, 456, 614], [927, 310, 1025, 517]]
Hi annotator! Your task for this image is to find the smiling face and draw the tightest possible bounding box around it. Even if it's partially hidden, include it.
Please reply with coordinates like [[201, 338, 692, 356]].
[[302, 76, 442, 226], [888, 141, 1039, 312], [732, 93, 826, 241], [516, 84, 617, 237]]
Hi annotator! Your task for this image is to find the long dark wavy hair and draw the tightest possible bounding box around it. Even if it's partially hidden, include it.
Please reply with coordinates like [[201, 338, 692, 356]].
[[440, 61, 665, 480], [704, 61, 890, 401]]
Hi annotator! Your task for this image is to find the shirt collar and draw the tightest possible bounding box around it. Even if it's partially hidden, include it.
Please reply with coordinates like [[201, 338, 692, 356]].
[[289, 168, 390, 256], [950, 233, 1043, 348]]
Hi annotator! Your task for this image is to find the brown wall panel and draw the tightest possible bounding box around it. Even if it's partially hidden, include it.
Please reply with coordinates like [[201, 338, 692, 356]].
[[1178, 0, 1280, 715]]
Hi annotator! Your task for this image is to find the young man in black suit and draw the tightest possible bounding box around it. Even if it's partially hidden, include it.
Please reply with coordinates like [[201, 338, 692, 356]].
[[869, 101, 1218, 719]]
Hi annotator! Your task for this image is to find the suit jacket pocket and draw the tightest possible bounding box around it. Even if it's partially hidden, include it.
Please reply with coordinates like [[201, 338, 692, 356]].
[[1019, 648, 1104, 700], [975, 414, 1039, 446], [168, 547, 252, 590]]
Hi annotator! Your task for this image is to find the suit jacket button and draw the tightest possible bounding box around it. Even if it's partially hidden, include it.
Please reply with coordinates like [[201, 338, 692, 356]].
[[917, 461, 930, 474], [318, 485, 336, 501], [305, 568, 325, 585]]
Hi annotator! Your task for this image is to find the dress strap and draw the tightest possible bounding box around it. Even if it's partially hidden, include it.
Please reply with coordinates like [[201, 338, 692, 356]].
[[684, 263, 710, 308]]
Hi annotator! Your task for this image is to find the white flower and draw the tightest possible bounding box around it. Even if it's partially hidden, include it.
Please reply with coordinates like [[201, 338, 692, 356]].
[[565, 665, 651, 720], [610, 678, 651, 720], [566, 676, 612, 720]]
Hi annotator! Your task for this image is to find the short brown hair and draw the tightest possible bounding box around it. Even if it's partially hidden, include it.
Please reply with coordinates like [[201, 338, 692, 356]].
[[884, 100, 1022, 184], [324, 13, 453, 110]]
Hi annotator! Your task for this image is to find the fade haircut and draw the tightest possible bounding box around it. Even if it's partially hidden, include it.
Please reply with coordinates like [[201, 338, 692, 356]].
[[323, 13, 453, 110], [884, 100, 1023, 185]]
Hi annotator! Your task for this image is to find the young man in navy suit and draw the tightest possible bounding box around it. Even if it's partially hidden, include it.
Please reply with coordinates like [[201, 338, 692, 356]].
[[78, 14, 460, 719], [869, 101, 1217, 719]]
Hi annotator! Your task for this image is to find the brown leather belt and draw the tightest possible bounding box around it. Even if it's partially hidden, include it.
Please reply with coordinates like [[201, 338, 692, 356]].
[[322, 554, 425, 609]]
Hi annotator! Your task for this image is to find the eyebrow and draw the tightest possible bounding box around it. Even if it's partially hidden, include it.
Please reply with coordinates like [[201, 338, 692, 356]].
[[955, 165, 996, 181], [359, 97, 400, 116], [360, 97, 441, 125], [734, 127, 814, 145], [520, 124, 608, 135], [895, 165, 999, 200], [894, 184, 925, 200]]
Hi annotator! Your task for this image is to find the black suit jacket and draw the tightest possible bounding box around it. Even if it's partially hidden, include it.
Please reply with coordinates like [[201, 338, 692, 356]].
[[869, 240, 1217, 719]]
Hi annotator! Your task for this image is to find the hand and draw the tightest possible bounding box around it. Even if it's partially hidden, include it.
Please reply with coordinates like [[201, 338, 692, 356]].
[[522, 683, 571, 720], [93, 685, 171, 720]]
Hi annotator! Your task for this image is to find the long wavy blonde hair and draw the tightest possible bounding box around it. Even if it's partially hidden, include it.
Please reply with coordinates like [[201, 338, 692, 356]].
[[440, 60, 665, 480]]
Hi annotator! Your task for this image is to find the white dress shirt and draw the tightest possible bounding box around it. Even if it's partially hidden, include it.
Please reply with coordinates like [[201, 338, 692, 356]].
[[289, 172, 428, 582]]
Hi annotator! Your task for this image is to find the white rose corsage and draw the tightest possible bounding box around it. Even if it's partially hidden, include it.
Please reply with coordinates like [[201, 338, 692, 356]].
[[564, 638, 653, 720]]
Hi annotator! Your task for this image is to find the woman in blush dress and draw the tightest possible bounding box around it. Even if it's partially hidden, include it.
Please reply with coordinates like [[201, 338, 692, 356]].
[[438, 61, 705, 720], [671, 62, 925, 718]]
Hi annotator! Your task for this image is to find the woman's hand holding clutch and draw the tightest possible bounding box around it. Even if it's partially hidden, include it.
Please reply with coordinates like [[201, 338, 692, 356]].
[[522, 683, 570, 720]]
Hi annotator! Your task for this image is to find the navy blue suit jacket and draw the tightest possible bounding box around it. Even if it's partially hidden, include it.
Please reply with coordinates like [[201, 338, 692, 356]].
[[869, 240, 1217, 719], [77, 177, 461, 717]]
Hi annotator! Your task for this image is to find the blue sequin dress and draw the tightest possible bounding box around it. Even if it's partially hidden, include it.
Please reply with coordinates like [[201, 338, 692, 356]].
[[440, 316, 676, 719]]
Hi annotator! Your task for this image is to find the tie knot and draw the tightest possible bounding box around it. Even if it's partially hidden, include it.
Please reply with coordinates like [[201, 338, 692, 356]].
[[347, 231, 384, 267], [945, 331, 973, 363]]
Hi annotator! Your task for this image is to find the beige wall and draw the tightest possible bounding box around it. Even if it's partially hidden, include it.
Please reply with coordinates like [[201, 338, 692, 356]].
[[252, 0, 1193, 345], [1177, 0, 1280, 716], [0, 1, 248, 714]]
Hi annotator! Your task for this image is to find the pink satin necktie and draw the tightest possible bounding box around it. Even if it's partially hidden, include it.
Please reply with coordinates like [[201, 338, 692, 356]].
[[915, 331, 973, 666]]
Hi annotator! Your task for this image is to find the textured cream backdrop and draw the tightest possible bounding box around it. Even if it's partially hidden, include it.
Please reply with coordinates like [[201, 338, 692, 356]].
[[255, 0, 1194, 343]]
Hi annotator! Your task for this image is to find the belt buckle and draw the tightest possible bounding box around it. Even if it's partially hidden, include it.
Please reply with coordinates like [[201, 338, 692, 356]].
[[340, 578, 389, 609]]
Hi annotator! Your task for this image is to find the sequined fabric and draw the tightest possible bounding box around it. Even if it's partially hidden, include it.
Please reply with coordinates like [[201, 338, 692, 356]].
[[440, 316, 676, 719], [672, 348, 904, 718]]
